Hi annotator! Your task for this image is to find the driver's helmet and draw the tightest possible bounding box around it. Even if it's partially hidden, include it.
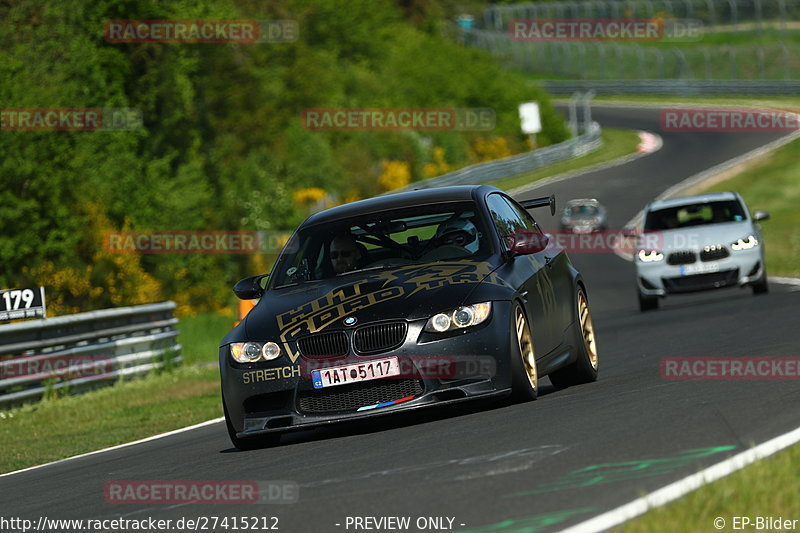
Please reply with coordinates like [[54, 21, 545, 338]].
[[435, 217, 478, 252]]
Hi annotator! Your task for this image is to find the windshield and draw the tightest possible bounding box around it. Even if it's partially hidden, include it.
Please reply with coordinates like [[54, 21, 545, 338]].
[[564, 204, 599, 217], [271, 201, 491, 288], [645, 200, 747, 230]]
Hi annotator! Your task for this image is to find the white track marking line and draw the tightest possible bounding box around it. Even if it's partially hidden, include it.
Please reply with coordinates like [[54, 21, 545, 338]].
[[558, 424, 800, 533], [0, 417, 224, 478]]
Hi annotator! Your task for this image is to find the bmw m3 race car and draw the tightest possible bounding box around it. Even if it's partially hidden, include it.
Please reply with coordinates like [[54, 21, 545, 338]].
[[220, 185, 599, 449]]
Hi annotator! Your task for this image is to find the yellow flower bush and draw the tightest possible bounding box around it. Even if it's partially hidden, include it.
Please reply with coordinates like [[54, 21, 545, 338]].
[[378, 161, 411, 191], [470, 136, 512, 163], [422, 147, 452, 178]]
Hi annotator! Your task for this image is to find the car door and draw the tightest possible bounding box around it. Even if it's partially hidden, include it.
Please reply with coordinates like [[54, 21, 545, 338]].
[[485, 193, 559, 356], [504, 196, 574, 341]]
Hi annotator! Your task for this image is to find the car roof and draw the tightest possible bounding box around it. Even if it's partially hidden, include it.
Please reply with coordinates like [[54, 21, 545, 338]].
[[647, 192, 740, 211], [565, 198, 600, 206], [301, 185, 501, 226]]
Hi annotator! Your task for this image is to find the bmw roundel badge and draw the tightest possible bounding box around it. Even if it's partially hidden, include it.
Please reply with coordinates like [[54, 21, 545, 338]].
[[343, 316, 357, 326]]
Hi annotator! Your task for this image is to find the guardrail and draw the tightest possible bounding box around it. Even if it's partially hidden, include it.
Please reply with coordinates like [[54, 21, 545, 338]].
[[0, 301, 181, 408], [539, 79, 800, 95], [483, 0, 800, 30], [397, 120, 601, 192]]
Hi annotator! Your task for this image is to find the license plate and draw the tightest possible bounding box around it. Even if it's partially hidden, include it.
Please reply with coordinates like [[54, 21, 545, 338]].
[[312, 357, 400, 389], [680, 262, 720, 276]]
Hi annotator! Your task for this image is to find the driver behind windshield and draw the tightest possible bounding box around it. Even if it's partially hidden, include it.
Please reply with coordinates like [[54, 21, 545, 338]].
[[434, 217, 479, 253], [329, 233, 364, 275]]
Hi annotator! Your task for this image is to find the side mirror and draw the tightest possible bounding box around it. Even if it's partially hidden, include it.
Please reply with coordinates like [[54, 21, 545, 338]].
[[506, 231, 549, 256], [233, 274, 268, 300], [753, 210, 770, 222]]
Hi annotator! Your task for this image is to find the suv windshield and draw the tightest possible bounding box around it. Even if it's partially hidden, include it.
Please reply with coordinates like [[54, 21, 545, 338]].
[[645, 200, 747, 230], [272, 201, 491, 288]]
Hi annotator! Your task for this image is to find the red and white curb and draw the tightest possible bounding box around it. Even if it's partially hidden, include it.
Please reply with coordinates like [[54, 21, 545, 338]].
[[509, 130, 663, 197], [636, 130, 661, 153]]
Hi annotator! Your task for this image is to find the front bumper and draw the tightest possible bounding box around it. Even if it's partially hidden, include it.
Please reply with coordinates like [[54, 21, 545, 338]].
[[220, 302, 515, 440], [636, 247, 765, 296]]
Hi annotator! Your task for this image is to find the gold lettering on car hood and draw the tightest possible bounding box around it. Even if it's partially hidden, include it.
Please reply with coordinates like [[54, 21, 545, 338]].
[[276, 261, 504, 363]]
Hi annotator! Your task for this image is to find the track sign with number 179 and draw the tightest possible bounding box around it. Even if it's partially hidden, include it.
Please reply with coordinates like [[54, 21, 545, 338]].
[[0, 287, 46, 321]]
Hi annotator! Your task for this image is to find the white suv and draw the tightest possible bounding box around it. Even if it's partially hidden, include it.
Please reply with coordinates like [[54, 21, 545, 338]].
[[635, 192, 769, 311]]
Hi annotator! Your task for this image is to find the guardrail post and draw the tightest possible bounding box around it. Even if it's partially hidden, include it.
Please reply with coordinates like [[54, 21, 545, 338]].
[[569, 93, 580, 137], [755, 45, 765, 79]]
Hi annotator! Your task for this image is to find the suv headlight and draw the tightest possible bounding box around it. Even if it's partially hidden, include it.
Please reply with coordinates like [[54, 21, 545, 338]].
[[637, 249, 664, 262], [230, 341, 282, 363], [731, 235, 758, 251], [424, 302, 492, 333]]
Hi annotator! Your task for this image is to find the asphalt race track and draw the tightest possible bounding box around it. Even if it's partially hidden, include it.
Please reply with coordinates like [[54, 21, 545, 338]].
[[3, 105, 799, 533]]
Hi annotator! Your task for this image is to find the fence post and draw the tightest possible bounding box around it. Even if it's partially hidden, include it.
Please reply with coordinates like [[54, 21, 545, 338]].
[[755, 45, 765, 79]]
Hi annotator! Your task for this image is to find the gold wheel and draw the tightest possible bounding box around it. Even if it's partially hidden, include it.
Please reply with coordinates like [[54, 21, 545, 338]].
[[515, 306, 538, 392], [578, 290, 598, 370]]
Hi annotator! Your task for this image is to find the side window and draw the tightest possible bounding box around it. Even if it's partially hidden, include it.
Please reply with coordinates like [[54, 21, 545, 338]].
[[504, 197, 541, 233], [486, 194, 527, 239]]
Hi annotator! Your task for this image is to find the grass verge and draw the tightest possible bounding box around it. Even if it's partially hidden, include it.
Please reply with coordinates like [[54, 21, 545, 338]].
[[590, 95, 800, 111], [700, 136, 800, 277], [617, 442, 800, 533], [491, 127, 642, 192], [0, 312, 232, 474]]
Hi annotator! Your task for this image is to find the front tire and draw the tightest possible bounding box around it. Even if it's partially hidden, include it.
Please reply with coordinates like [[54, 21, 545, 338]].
[[751, 271, 769, 295], [638, 289, 659, 311], [550, 287, 599, 388], [510, 303, 538, 401]]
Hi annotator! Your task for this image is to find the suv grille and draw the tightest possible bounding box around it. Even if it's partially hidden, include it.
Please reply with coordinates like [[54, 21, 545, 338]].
[[297, 379, 423, 414], [297, 331, 348, 357], [354, 322, 407, 354], [667, 251, 696, 265], [700, 245, 730, 262], [662, 269, 739, 293]]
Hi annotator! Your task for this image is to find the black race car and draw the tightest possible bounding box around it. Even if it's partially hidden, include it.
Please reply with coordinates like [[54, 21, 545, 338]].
[[220, 185, 599, 449]]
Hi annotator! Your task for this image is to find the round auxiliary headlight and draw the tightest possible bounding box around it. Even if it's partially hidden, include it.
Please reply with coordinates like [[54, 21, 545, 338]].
[[262, 342, 281, 361], [243, 342, 262, 362], [431, 313, 451, 332], [453, 307, 474, 328]]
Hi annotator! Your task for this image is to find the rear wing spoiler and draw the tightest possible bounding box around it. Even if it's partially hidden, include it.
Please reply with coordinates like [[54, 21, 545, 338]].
[[519, 194, 556, 216]]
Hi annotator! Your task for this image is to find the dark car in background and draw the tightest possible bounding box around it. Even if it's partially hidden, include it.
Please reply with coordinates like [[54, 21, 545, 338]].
[[220, 185, 599, 449]]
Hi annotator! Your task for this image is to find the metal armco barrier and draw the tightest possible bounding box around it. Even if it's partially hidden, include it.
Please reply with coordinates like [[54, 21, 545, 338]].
[[539, 79, 800, 95], [0, 301, 181, 407], [396, 121, 601, 192]]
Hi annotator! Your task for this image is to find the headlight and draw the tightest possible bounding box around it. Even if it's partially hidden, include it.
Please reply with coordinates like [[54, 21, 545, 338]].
[[229, 341, 282, 363], [731, 235, 758, 251], [637, 249, 664, 262], [424, 302, 492, 333]]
